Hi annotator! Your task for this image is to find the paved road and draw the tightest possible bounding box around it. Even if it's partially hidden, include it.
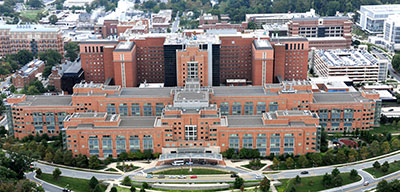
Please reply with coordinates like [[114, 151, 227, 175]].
[[25, 172, 64, 192], [33, 162, 121, 181]]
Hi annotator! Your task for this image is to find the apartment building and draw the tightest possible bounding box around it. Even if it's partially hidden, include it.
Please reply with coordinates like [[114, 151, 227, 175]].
[[0, 24, 64, 57], [312, 49, 388, 82]]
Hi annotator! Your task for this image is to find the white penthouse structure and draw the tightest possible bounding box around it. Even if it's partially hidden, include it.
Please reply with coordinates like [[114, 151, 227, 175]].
[[358, 4, 400, 33], [312, 49, 388, 83]]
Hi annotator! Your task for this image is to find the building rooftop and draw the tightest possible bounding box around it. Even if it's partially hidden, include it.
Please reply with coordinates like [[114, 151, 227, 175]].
[[114, 41, 135, 51], [360, 4, 400, 14], [313, 92, 372, 103], [14, 95, 72, 107], [0, 24, 59, 32], [316, 49, 379, 67], [227, 115, 315, 128], [213, 86, 275, 97], [253, 39, 273, 50], [109, 87, 173, 98]]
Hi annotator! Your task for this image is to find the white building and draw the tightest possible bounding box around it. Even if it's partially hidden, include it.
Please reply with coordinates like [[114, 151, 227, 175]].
[[63, 0, 95, 8], [246, 9, 317, 26], [357, 4, 400, 33], [313, 49, 388, 83]]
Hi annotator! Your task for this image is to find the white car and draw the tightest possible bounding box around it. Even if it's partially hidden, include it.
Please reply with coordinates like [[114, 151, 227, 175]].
[[168, 175, 176, 179], [178, 175, 187, 179]]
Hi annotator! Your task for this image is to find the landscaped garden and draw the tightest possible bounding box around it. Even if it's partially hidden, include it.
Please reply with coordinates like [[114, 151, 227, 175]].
[[150, 168, 232, 175], [37, 172, 107, 192]]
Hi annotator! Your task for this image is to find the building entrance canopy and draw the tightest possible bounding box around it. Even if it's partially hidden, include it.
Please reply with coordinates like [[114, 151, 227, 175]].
[[159, 153, 223, 161]]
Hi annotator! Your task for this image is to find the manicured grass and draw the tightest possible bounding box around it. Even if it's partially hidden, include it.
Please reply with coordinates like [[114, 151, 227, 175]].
[[116, 186, 132, 192], [38, 173, 107, 192], [105, 168, 119, 172], [275, 173, 361, 192], [242, 163, 266, 170], [20, 9, 43, 20], [151, 168, 231, 175], [364, 160, 400, 178], [371, 125, 400, 134]]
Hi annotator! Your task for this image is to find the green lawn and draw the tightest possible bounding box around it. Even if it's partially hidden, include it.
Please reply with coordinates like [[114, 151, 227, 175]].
[[20, 9, 43, 20], [38, 173, 107, 192], [116, 186, 132, 192], [151, 168, 231, 175], [276, 173, 361, 192], [364, 161, 400, 178], [371, 125, 400, 134]]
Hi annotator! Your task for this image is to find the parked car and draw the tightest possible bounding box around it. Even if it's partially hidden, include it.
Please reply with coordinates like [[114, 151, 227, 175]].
[[146, 174, 153, 178], [255, 175, 264, 180], [190, 175, 198, 179], [158, 175, 165, 179], [230, 174, 238, 178], [178, 175, 186, 179], [300, 171, 309, 175], [168, 175, 176, 179], [210, 162, 217, 165], [186, 161, 193, 165], [364, 181, 369, 186]]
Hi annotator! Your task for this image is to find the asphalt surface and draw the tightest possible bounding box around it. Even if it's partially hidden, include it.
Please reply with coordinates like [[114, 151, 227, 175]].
[[25, 172, 64, 192]]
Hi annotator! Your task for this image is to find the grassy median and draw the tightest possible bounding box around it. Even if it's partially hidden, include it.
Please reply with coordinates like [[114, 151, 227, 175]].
[[364, 160, 400, 178], [38, 173, 107, 192], [276, 173, 361, 192]]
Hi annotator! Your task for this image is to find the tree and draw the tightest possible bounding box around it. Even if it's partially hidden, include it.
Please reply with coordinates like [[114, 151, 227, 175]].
[[89, 155, 100, 169], [370, 140, 381, 156], [53, 149, 64, 164], [142, 182, 149, 189], [350, 169, 358, 180], [140, 186, 146, 192], [111, 187, 117, 192], [332, 174, 343, 187], [93, 184, 103, 192], [392, 54, 400, 72], [311, 153, 323, 166], [63, 151, 74, 166], [42, 66, 53, 78], [49, 15, 58, 25], [323, 150, 335, 165], [322, 173, 332, 187], [130, 186, 136, 192], [331, 168, 340, 177], [122, 176, 132, 186], [285, 157, 295, 168], [391, 138, 400, 150], [272, 157, 280, 169], [64, 42, 79, 61], [52, 168, 61, 180], [27, 0, 44, 8], [234, 177, 244, 189], [377, 179, 390, 192], [381, 161, 390, 173], [247, 22, 257, 30], [89, 176, 99, 189], [360, 146, 369, 160], [16, 50, 33, 66], [298, 155, 308, 168], [373, 161, 381, 169], [336, 150, 347, 164], [295, 175, 301, 184], [36, 168, 42, 177], [259, 177, 270, 192], [381, 141, 391, 154], [348, 149, 358, 162]]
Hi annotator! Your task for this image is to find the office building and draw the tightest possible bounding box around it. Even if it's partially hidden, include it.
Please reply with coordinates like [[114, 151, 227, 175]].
[[288, 16, 352, 49], [0, 24, 64, 57], [357, 4, 400, 33], [246, 9, 317, 26]]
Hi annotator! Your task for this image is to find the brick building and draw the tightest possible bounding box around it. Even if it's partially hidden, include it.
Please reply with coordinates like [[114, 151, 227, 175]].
[[6, 79, 381, 158], [79, 33, 309, 87], [12, 60, 45, 88], [0, 24, 64, 57], [288, 16, 352, 49]]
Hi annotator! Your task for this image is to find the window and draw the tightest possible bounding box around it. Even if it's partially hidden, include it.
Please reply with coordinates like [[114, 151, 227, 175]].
[[107, 103, 116, 114], [256, 102, 266, 115], [116, 135, 126, 154], [131, 103, 140, 116], [244, 102, 254, 115], [185, 125, 197, 141], [155, 103, 164, 116], [269, 102, 278, 112], [129, 135, 140, 151], [143, 103, 152, 116], [119, 103, 128, 116], [232, 102, 241, 115], [220, 102, 229, 115]]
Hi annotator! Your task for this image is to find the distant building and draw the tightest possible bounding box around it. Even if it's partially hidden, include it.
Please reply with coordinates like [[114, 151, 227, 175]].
[[63, 0, 95, 8], [312, 49, 388, 83], [199, 21, 248, 32], [288, 16, 352, 49], [357, 4, 400, 33], [0, 24, 64, 57], [12, 60, 45, 88], [151, 9, 172, 33], [246, 9, 317, 26], [199, 13, 219, 25]]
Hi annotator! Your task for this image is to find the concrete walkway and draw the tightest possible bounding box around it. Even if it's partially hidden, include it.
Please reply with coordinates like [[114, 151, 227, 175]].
[[102, 160, 158, 173]]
